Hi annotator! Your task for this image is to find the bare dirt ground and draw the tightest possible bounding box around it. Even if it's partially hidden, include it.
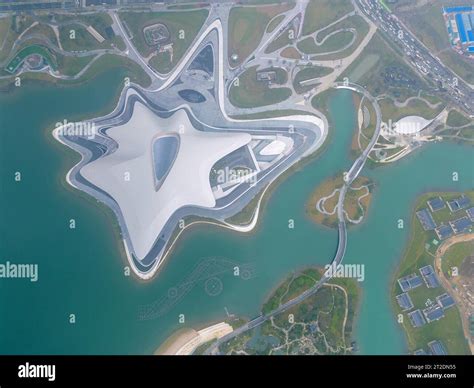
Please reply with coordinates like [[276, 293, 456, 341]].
[[434, 233, 474, 354]]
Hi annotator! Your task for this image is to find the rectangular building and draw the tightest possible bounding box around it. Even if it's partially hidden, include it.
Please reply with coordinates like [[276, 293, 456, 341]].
[[419, 265, 439, 288], [396, 293, 414, 311], [428, 340, 448, 355], [416, 208, 437, 231], [408, 309, 426, 328]]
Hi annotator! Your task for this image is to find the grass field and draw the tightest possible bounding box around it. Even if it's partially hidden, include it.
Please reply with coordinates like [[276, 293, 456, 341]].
[[264, 25, 296, 54], [229, 65, 291, 108], [266, 14, 285, 34], [309, 15, 369, 61], [120, 10, 208, 73], [0, 53, 151, 91], [379, 97, 444, 122], [228, 4, 293, 66], [298, 31, 354, 55], [293, 65, 333, 93], [280, 46, 301, 59], [0, 17, 10, 44], [446, 109, 472, 128], [302, 0, 354, 36], [392, 191, 473, 355], [54, 13, 125, 51], [56, 54, 96, 77], [0, 15, 35, 63], [60, 24, 105, 52], [298, 14, 366, 56], [26, 23, 58, 45], [441, 241, 474, 277], [341, 32, 432, 100]]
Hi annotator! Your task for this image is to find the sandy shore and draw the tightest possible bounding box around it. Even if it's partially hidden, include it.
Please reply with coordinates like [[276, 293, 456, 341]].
[[155, 322, 233, 355]]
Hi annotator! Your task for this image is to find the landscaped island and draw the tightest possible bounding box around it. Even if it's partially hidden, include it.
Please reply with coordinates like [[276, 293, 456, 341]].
[[306, 174, 374, 228], [217, 267, 360, 355]]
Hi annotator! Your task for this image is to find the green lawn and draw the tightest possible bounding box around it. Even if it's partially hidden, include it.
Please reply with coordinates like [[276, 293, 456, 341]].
[[263, 268, 321, 314], [298, 31, 354, 54], [228, 4, 293, 66], [59, 24, 105, 51], [264, 25, 296, 54], [446, 109, 472, 128], [302, 0, 354, 36], [293, 65, 333, 93], [266, 14, 285, 33], [379, 97, 444, 122], [120, 10, 208, 73], [298, 14, 367, 56], [229, 65, 292, 108], [0, 15, 35, 63], [340, 32, 431, 100], [56, 54, 96, 77], [441, 241, 474, 277], [0, 53, 151, 90]]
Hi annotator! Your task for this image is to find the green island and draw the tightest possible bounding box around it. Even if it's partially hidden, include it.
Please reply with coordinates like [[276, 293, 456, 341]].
[[392, 191, 473, 355], [219, 267, 360, 355], [306, 174, 374, 228]]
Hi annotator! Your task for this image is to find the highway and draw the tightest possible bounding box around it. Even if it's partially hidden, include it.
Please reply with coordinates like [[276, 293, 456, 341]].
[[356, 0, 474, 116]]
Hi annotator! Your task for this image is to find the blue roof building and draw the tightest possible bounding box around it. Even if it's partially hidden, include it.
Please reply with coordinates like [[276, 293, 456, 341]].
[[398, 273, 423, 292], [408, 310, 426, 328], [436, 293, 456, 310], [427, 197, 445, 212], [435, 224, 454, 240], [420, 265, 440, 288], [450, 216, 473, 234], [423, 304, 445, 322], [396, 293, 414, 311], [416, 208, 437, 231], [428, 340, 448, 355]]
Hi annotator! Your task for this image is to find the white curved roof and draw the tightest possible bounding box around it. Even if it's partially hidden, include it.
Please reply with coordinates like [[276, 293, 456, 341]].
[[81, 102, 251, 259], [394, 116, 432, 134], [260, 140, 286, 156]]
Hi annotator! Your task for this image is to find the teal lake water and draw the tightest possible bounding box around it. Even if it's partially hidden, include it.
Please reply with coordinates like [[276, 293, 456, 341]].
[[0, 70, 472, 354]]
